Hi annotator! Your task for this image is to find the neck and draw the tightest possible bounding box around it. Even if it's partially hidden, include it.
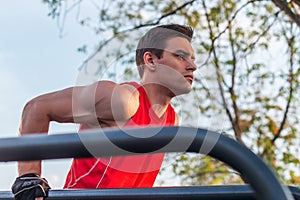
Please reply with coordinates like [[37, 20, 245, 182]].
[[141, 82, 173, 118]]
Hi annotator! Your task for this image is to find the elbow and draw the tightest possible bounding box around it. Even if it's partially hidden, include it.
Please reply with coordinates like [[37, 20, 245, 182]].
[[22, 98, 44, 118], [19, 98, 50, 135]]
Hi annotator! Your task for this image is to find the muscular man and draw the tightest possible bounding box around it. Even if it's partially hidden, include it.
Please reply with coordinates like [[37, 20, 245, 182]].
[[12, 24, 197, 200]]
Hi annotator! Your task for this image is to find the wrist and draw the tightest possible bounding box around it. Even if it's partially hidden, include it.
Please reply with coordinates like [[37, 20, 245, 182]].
[[18, 173, 39, 178]]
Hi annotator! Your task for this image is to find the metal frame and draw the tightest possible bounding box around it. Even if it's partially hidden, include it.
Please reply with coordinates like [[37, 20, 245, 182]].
[[1, 185, 300, 200], [0, 126, 298, 199]]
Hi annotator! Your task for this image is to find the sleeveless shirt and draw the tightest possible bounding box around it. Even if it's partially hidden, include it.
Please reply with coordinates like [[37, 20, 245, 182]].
[[64, 82, 176, 188]]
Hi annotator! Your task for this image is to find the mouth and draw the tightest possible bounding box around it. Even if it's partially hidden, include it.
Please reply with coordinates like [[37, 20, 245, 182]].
[[184, 74, 194, 84]]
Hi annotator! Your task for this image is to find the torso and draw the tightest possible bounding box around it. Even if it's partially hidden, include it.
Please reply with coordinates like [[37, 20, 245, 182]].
[[64, 82, 176, 189]]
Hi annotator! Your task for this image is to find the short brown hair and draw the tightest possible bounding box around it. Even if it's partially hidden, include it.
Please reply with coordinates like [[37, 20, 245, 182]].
[[135, 24, 194, 78]]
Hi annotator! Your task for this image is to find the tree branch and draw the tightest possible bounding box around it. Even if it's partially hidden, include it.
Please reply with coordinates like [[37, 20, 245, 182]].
[[293, 0, 300, 6], [260, 22, 295, 157], [132, 0, 197, 30], [79, 0, 196, 70], [201, 0, 246, 143], [271, 26, 295, 143], [199, 0, 261, 69], [271, 0, 300, 27], [228, 25, 243, 141], [244, 11, 280, 56]]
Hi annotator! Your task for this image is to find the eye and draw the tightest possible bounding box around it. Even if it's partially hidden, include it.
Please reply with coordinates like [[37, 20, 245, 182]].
[[174, 53, 186, 61]]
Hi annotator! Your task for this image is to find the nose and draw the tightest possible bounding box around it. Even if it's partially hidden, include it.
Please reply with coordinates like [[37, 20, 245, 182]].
[[186, 59, 197, 72]]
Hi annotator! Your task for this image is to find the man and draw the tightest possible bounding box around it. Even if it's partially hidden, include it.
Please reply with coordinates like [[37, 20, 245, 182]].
[[11, 24, 197, 200]]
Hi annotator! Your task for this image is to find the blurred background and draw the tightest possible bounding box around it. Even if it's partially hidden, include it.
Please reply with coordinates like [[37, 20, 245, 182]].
[[0, 0, 299, 190]]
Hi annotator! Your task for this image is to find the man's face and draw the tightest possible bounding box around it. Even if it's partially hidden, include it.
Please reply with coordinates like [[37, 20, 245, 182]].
[[155, 36, 197, 96]]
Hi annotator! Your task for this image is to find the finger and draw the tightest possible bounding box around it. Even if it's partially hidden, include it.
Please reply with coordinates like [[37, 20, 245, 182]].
[[35, 198, 43, 200]]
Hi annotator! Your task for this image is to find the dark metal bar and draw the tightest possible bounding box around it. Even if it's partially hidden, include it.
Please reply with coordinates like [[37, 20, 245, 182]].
[[0, 127, 296, 200], [0, 185, 300, 200]]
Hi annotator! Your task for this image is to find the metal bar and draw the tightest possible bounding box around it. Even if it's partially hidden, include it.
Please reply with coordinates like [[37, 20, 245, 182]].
[[0, 185, 262, 200], [0, 126, 295, 200], [1, 185, 300, 200]]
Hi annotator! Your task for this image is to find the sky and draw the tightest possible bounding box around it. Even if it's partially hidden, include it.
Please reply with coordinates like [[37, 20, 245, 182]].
[[0, 0, 99, 189], [0, 0, 185, 190], [0, 0, 296, 191], [0, 0, 189, 190]]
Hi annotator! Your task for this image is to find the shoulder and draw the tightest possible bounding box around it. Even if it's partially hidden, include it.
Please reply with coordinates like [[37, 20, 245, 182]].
[[93, 81, 139, 101], [113, 82, 140, 118], [109, 82, 140, 106], [94, 81, 140, 121]]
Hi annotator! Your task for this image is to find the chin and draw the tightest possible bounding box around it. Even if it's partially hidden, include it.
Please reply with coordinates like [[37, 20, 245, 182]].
[[173, 85, 192, 96]]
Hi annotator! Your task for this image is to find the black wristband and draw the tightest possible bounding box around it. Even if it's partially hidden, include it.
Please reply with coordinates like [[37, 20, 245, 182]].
[[17, 173, 39, 178]]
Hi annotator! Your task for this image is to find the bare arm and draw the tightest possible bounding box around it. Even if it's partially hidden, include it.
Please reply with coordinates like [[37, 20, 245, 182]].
[[18, 80, 139, 176], [18, 85, 77, 176]]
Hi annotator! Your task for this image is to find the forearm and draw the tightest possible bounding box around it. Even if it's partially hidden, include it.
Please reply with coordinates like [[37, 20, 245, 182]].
[[13, 89, 76, 199], [18, 99, 50, 176]]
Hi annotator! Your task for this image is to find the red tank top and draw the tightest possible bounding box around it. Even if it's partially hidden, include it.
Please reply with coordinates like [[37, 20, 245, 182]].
[[64, 82, 176, 189]]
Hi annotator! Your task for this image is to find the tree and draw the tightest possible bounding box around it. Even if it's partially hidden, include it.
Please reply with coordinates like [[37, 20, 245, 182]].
[[43, 0, 300, 185]]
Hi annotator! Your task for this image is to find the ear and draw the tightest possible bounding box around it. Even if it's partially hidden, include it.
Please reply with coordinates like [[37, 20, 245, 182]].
[[143, 51, 156, 71]]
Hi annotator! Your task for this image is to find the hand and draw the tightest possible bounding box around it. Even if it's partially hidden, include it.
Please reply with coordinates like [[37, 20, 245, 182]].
[[11, 173, 50, 200]]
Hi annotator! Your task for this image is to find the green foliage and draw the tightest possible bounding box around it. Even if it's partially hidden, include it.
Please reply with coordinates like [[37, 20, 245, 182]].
[[43, 0, 300, 186], [165, 153, 242, 185]]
